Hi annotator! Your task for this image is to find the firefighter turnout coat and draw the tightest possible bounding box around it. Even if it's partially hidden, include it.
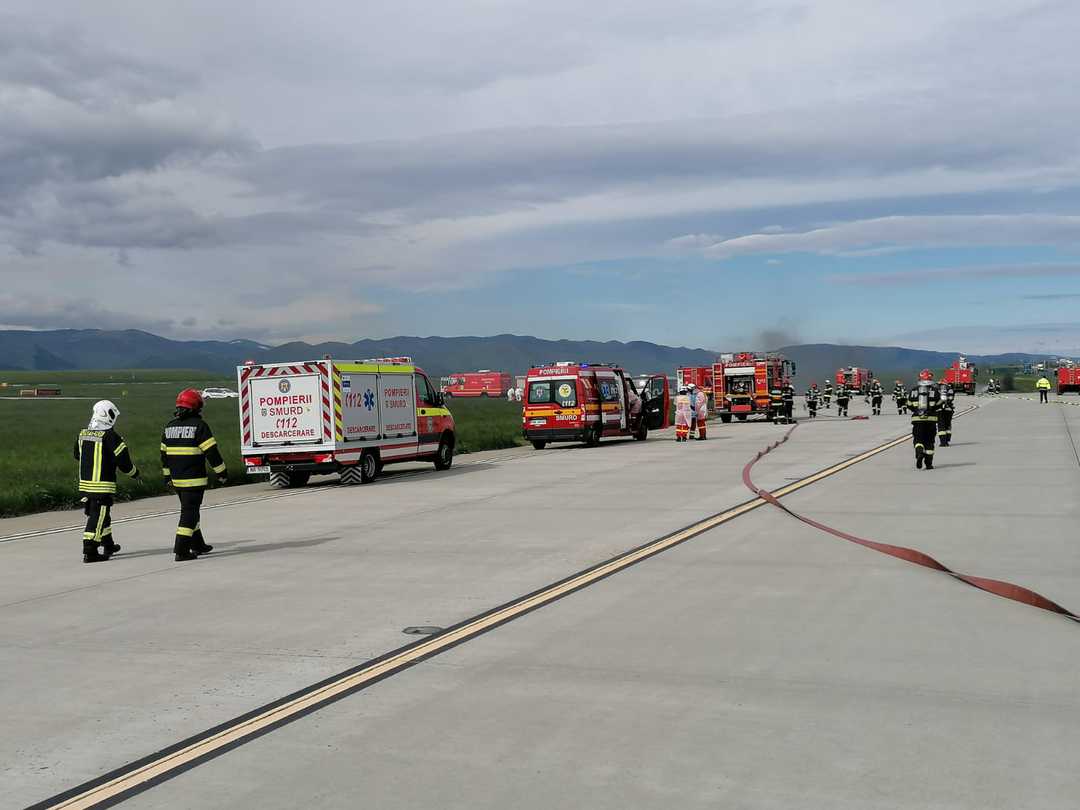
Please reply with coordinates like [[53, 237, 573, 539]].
[[74, 428, 139, 496], [160, 415, 227, 489]]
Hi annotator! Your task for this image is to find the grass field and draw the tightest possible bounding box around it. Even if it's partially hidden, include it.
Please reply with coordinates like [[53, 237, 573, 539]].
[[0, 371, 528, 518]]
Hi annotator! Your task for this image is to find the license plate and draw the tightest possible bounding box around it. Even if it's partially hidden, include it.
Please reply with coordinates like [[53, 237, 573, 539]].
[[529, 418, 546, 426], [246, 465, 270, 474]]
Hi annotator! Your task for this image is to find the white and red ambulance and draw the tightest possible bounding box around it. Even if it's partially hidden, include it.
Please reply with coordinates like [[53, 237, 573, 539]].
[[237, 357, 455, 487]]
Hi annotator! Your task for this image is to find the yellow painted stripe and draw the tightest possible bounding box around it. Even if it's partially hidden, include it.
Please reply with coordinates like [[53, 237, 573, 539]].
[[40, 419, 951, 810]]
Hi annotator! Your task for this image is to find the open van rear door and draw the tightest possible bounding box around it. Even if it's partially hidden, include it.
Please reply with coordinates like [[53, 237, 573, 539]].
[[642, 375, 670, 429]]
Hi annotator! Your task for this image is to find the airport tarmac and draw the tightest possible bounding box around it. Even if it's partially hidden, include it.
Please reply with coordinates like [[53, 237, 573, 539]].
[[3, 395, 1078, 809]]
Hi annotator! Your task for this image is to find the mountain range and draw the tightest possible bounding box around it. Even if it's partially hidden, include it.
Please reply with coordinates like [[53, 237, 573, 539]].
[[0, 329, 1051, 384]]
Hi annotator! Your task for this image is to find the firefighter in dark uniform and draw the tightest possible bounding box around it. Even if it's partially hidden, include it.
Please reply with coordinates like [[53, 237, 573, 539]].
[[938, 381, 955, 446], [823, 381, 833, 409], [781, 382, 796, 424], [161, 389, 228, 561], [869, 378, 884, 416], [769, 384, 783, 423], [805, 383, 820, 419], [893, 380, 908, 415], [835, 382, 851, 417], [74, 400, 140, 562], [909, 370, 941, 469]]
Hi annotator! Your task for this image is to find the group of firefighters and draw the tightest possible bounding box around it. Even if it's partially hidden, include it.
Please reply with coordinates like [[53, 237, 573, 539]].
[[675, 372, 961, 471], [73, 389, 228, 564]]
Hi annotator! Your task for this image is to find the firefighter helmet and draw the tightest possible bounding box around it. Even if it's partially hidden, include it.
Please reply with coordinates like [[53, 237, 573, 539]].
[[919, 369, 933, 381], [176, 388, 204, 411], [90, 400, 119, 429]]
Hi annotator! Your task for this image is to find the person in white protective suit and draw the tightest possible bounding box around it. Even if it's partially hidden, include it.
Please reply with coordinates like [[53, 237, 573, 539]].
[[674, 386, 693, 442], [693, 385, 708, 440]]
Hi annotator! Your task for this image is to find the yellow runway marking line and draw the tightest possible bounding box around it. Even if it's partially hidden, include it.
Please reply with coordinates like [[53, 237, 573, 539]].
[[32, 416, 977, 810]]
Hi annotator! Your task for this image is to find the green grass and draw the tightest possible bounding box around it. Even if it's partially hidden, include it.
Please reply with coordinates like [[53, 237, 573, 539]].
[[0, 373, 527, 518]]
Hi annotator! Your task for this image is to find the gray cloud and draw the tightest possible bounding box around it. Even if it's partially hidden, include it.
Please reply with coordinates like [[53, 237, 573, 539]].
[[826, 262, 1080, 287]]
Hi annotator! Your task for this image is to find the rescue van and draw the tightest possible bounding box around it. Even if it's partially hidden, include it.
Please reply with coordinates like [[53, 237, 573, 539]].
[[522, 362, 670, 449], [237, 357, 455, 488], [439, 370, 513, 398]]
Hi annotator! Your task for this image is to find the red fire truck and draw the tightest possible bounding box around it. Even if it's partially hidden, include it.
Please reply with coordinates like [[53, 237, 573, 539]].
[[711, 352, 795, 423], [237, 357, 455, 488], [522, 362, 670, 449], [676, 367, 714, 408], [835, 367, 874, 395], [943, 355, 978, 395], [439, 370, 513, 398], [1058, 362, 1080, 395]]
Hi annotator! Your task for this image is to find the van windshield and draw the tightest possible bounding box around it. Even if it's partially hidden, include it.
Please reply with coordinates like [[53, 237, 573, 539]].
[[528, 380, 577, 407]]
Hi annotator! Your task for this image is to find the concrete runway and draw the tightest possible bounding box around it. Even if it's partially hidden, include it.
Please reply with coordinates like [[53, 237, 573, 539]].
[[3, 395, 1078, 808]]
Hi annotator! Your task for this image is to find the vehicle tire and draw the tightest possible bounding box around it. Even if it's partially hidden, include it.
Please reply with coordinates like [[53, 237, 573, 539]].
[[434, 436, 454, 470], [720, 414, 733, 423], [339, 466, 363, 486], [289, 472, 310, 488], [735, 414, 746, 422], [360, 450, 379, 484], [531, 440, 547, 450], [585, 424, 602, 447], [634, 423, 648, 441], [481, 391, 489, 398]]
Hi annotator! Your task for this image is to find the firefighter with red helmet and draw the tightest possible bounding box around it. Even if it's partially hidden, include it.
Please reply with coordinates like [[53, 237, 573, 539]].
[[161, 389, 228, 561], [909, 370, 941, 469]]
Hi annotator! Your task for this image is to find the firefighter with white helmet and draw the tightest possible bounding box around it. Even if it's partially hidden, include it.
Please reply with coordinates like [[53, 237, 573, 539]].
[[161, 389, 228, 561], [804, 383, 820, 418], [835, 381, 851, 417], [689, 383, 708, 439], [869, 378, 884, 416], [822, 380, 833, 409], [73, 400, 140, 562], [893, 380, 908, 414], [675, 386, 693, 442], [938, 380, 956, 446], [909, 370, 941, 469]]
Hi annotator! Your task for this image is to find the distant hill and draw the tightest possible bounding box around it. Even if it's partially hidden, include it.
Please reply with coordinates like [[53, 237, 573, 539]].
[[0, 329, 1051, 383]]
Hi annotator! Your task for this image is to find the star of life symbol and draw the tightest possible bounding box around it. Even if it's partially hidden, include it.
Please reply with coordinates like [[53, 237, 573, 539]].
[[363, 389, 376, 410]]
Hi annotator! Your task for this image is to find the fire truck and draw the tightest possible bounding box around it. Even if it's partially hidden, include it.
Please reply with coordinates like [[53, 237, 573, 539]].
[[835, 367, 874, 395], [1058, 361, 1080, 395], [711, 352, 795, 423], [522, 362, 670, 449], [676, 366, 714, 408], [439, 370, 513, 398], [943, 355, 978, 395], [237, 357, 455, 488]]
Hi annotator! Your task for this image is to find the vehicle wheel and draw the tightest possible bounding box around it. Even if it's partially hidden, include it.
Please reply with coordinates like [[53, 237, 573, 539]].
[[735, 414, 746, 422], [434, 436, 454, 470], [360, 450, 379, 484], [289, 472, 311, 488], [585, 425, 602, 447], [634, 423, 648, 441], [531, 440, 547, 450], [339, 466, 363, 486], [720, 414, 733, 423]]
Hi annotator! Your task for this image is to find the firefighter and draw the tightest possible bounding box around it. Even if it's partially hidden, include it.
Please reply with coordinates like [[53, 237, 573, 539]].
[[781, 382, 796, 424], [823, 381, 833, 409], [769, 384, 783, 423], [987, 377, 998, 395], [835, 382, 851, 417], [1036, 375, 1051, 403], [909, 370, 941, 469], [893, 380, 907, 415], [161, 389, 228, 561], [938, 381, 955, 446], [674, 386, 693, 441], [805, 383, 819, 419], [869, 378, 884, 416], [687, 383, 699, 435], [74, 400, 140, 563], [693, 384, 708, 440]]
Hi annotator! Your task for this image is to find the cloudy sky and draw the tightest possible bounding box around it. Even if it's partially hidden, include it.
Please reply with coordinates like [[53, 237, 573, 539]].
[[3, 0, 1080, 353]]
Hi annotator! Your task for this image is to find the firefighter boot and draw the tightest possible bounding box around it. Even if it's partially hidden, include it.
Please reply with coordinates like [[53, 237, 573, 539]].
[[102, 540, 122, 559], [924, 450, 934, 470], [915, 445, 924, 469], [83, 539, 104, 563], [174, 538, 198, 562]]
